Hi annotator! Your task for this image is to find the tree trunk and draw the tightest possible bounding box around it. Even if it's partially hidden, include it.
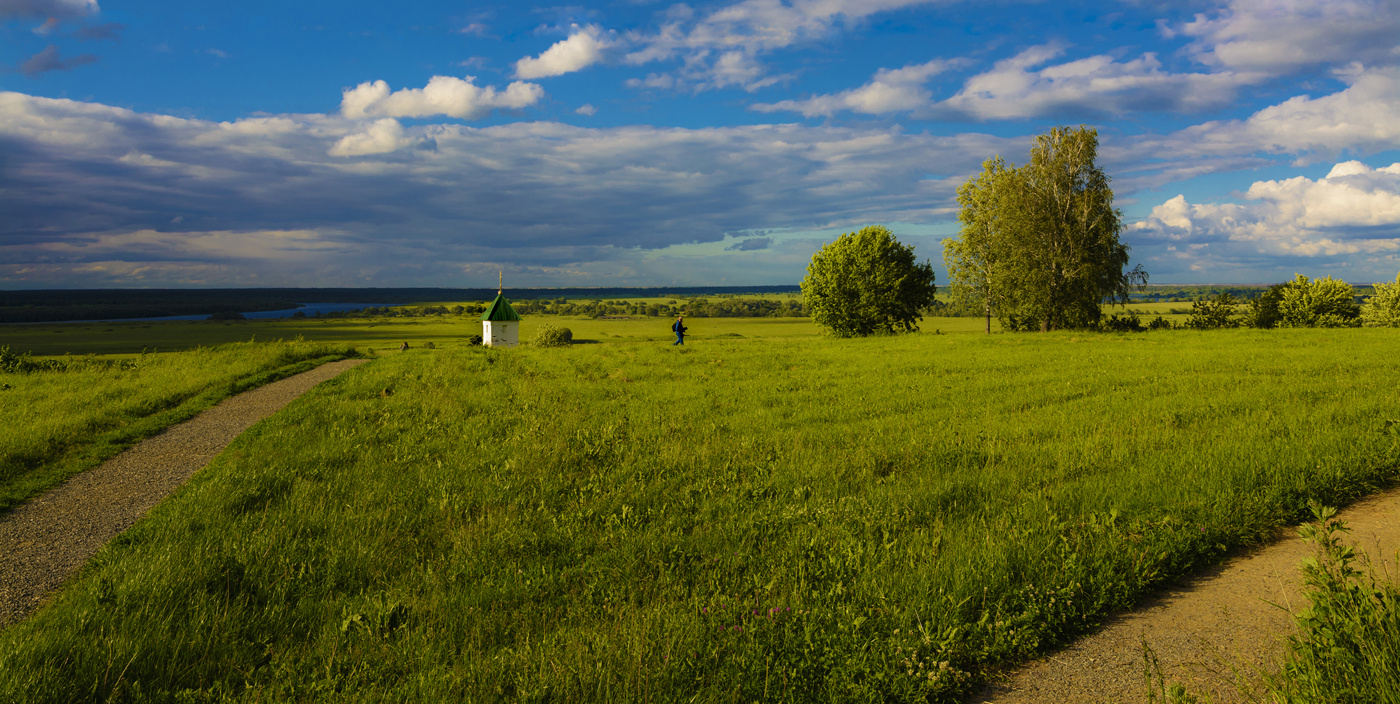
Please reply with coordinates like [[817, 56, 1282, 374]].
[[984, 299, 992, 334]]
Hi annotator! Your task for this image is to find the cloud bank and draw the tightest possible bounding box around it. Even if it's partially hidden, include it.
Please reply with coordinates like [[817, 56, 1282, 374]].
[[1130, 161, 1400, 277], [0, 90, 1013, 287]]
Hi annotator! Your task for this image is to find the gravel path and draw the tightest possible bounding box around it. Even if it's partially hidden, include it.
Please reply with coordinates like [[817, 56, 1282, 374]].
[[968, 486, 1400, 703], [0, 358, 368, 629]]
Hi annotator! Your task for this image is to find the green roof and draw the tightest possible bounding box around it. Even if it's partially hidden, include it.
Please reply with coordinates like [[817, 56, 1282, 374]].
[[480, 293, 522, 322]]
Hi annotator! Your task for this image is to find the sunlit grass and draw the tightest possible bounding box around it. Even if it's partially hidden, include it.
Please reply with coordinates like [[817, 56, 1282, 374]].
[[0, 339, 359, 511], [2, 328, 1396, 702]]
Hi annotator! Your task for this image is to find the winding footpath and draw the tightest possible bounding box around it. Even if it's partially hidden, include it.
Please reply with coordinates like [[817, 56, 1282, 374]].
[[969, 487, 1400, 703], [0, 358, 367, 628]]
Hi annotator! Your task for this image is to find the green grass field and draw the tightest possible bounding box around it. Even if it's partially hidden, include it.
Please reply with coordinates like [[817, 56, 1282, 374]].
[[0, 311, 1001, 357], [1, 325, 1397, 702], [0, 339, 360, 512]]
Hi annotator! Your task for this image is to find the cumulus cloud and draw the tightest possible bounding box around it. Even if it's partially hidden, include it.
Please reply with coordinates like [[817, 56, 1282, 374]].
[[1178, 0, 1400, 73], [515, 24, 610, 79], [0, 0, 97, 19], [575, 103, 597, 116], [339, 75, 544, 120], [328, 118, 424, 157], [19, 45, 98, 76], [752, 59, 958, 116], [624, 0, 938, 91], [932, 44, 1262, 120], [1130, 161, 1400, 258], [0, 90, 1022, 286]]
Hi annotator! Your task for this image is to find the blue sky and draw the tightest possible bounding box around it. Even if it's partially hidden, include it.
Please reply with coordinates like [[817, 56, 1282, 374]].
[[3, 0, 1399, 288]]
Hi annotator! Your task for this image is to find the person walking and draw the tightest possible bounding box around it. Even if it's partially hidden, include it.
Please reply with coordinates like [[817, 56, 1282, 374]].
[[672, 315, 687, 345]]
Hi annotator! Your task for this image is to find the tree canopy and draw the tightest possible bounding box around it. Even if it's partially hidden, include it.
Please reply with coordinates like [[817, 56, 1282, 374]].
[[1361, 272, 1400, 328], [945, 156, 1014, 334], [1278, 274, 1361, 328], [944, 126, 1146, 332], [801, 225, 937, 337]]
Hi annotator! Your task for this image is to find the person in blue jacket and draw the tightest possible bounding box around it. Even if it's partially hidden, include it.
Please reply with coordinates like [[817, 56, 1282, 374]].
[[672, 315, 687, 345]]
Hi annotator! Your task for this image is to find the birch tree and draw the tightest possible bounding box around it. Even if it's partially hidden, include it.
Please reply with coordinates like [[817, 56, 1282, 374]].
[[945, 156, 1014, 334]]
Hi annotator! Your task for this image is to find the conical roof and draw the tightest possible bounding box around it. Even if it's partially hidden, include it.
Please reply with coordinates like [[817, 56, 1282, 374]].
[[480, 293, 522, 321]]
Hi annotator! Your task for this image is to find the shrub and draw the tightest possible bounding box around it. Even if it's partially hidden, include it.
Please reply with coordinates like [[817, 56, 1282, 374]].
[[467, 334, 483, 346], [1146, 316, 1174, 331], [533, 325, 573, 348], [1361, 272, 1400, 328], [1241, 284, 1285, 329], [1100, 313, 1145, 333], [1279, 274, 1361, 328], [1186, 293, 1239, 329]]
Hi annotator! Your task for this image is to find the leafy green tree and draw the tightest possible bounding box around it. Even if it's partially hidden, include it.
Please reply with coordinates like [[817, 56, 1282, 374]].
[[946, 156, 1014, 334], [1241, 284, 1285, 329], [1361, 272, 1400, 327], [1011, 126, 1146, 331], [1278, 274, 1361, 328], [801, 225, 937, 337], [946, 126, 1146, 333], [1186, 293, 1240, 329]]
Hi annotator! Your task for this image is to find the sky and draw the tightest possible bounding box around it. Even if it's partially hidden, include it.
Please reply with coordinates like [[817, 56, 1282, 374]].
[[2, 0, 1399, 289]]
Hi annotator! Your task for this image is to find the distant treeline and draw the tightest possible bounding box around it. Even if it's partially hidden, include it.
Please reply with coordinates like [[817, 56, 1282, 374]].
[[0, 286, 800, 324], [513, 295, 807, 318], [318, 294, 808, 320], [1136, 284, 1375, 303]]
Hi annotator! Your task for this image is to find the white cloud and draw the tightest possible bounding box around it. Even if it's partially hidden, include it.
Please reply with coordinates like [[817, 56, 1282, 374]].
[[575, 103, 597, 116], [0, 0, 97, 19], [752, 59, 958, 116], [934, 44, 1262, 120], [1180, 0, 1400, 73], [1132, 65, 1400, 163], [328, 118, 420, 157], [339, 75, 544, 120], [514, 24, 610, 79], [1130, 161, 1400, 258], [624, 0, 939, 91]]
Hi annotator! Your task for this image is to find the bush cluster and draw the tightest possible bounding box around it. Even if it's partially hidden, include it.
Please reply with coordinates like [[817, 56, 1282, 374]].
[[1361, 273, 1400, 328], [532, 325, 573, 348]]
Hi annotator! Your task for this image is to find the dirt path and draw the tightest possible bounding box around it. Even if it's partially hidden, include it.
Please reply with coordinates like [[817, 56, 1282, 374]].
[[968, 487, 1400, 703], [0, 358, 368, 628]]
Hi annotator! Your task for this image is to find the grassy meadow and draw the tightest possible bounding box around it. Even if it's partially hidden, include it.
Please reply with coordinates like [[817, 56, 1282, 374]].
[[1, 326, 1397, 702], [0, 310, 998, 358], [0, 339, 360, 512]]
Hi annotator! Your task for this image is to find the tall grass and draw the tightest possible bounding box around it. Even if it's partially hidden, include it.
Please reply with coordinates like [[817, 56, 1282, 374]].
[[0, 329, 1397, 702], [1264, 504, 1400, 703], [0, 339, 359, 511]]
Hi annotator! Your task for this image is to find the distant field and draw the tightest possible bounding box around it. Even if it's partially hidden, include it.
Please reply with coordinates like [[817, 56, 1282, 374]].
[[2, 327, 1396, 702], [0, 308, 999, 357]]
